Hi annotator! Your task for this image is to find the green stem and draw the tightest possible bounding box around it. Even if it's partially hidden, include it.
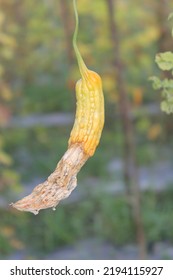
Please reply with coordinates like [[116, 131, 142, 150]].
[[73, 0, 88, 79]]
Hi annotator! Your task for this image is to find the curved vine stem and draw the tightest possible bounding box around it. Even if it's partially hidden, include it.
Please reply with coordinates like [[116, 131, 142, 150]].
[[73, 0, 88, 79]]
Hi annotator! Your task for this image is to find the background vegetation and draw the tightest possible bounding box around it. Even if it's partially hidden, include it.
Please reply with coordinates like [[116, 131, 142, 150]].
[[1, 0, 173, 259]]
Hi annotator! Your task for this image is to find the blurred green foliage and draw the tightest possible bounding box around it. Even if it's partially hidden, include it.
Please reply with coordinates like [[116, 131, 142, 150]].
[[151, 15, 173, 114], [1, 0, 173, 259], [151, 52, 173, 113]]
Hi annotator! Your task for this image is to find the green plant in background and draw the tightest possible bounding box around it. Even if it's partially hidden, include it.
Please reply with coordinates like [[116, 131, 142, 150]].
[[13, 189, 173, 256], [150, 52, 173, 113], [150, 13, 173, 114], [143, 187, 173, 244], [0, 8, 23, 257]]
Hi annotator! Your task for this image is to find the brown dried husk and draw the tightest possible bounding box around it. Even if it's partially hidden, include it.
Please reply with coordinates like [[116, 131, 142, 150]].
[[11, 144, 89, 214]]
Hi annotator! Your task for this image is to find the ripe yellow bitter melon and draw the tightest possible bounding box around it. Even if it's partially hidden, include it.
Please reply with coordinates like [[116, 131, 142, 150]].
[[11, 0, 104, 214]]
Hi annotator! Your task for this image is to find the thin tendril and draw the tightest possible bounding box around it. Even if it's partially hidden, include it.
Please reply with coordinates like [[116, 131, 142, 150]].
[[73, 0, 88, 79]]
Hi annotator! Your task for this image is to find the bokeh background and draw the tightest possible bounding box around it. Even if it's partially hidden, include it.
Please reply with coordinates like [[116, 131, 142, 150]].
[[1, 0, 173, 260]]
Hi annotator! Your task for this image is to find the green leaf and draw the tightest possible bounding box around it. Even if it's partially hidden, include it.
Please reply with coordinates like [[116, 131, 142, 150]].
[[155, 52, 173, 71], [162, 79, 173, 89], [161, 100, 173, 114], [168, 13, 173, 21], [149, 76, 162, 90]]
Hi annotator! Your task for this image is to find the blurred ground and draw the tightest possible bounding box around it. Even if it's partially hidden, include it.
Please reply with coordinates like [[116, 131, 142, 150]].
[[7, 238, 173, 260]]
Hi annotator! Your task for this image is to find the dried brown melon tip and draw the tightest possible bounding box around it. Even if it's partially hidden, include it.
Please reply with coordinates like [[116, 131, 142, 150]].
[[11, 144, 89, 214]]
